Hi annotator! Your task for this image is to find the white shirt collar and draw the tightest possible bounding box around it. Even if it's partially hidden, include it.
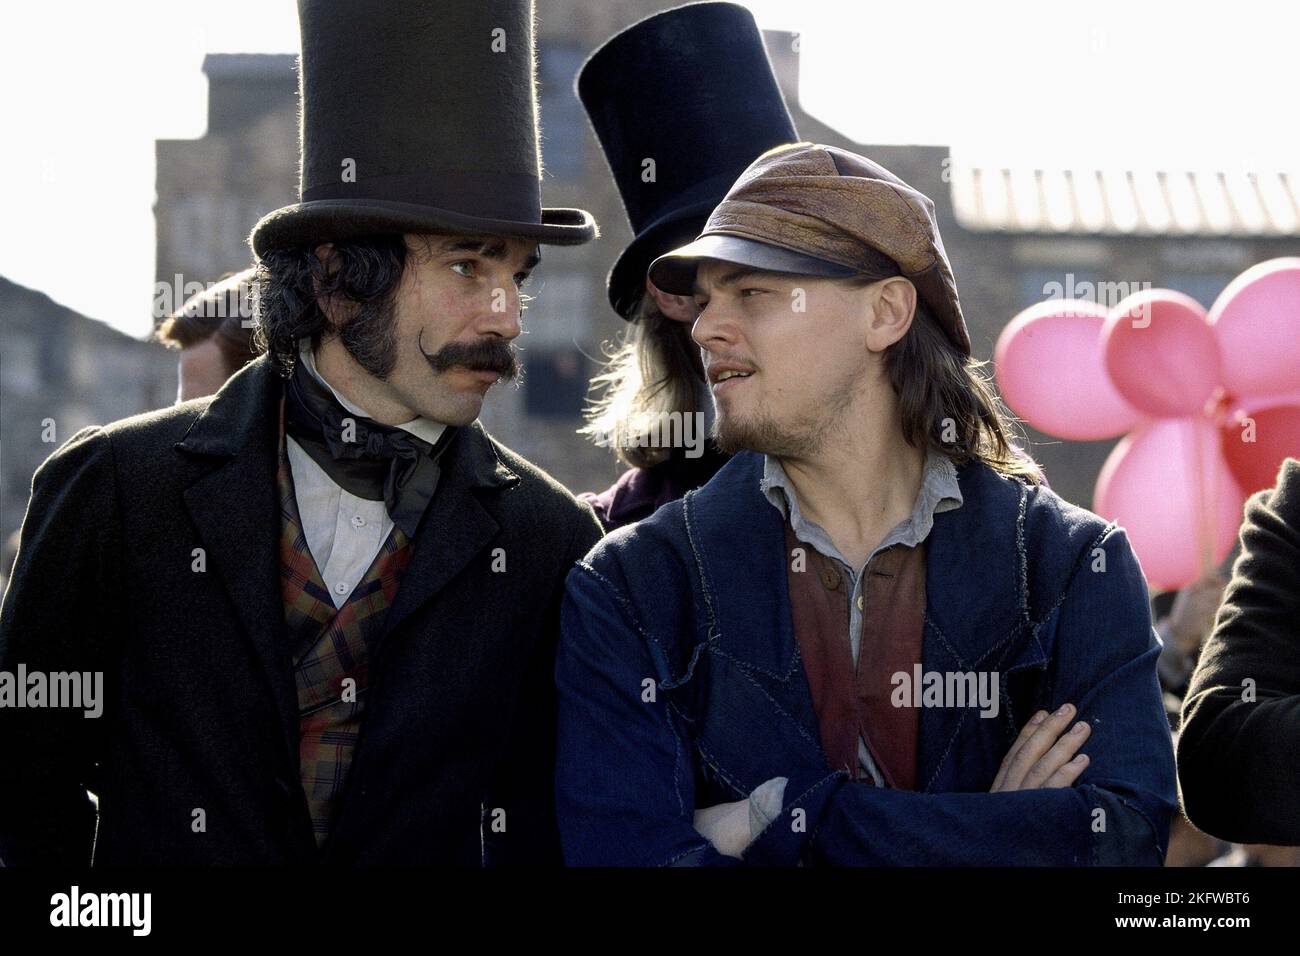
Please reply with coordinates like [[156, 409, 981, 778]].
[[297, 340, 447, 447]]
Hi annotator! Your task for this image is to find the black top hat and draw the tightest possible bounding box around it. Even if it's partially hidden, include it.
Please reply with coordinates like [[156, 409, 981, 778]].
[[577, 2, 798, 319], [250, 0, 597, 257]]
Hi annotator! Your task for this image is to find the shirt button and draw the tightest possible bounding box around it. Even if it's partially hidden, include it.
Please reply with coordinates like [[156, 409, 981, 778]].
[[334, 582, 349, 596], [856, 594, 864, 611], [351, 515, 366, 527], [820, 567, 840, 590]]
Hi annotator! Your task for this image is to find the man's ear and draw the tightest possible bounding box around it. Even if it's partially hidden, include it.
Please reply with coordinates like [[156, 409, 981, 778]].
[[645, 275, 699, 323], [311, 243, 348, 330], [864, 277, 917, 352], [313, 243, 337, 276]]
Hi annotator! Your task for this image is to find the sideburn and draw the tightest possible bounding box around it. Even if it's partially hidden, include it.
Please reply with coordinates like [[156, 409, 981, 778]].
[[338, 295, 401, 380]]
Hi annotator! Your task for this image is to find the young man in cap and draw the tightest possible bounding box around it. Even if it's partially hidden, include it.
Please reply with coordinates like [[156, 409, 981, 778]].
[[575, 1, 797, 529], [0, 0, 601, 866], [556, 143, 1176, 866]]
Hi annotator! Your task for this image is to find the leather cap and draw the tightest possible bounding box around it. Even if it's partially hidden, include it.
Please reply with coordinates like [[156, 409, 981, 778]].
[[650, 142, 971, 355]]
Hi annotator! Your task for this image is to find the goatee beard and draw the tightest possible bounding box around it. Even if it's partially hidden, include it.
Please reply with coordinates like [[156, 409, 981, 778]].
[[712, 411, 823, 459]]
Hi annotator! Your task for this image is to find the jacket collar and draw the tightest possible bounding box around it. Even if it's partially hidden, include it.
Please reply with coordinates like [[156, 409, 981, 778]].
[[175, 354, 518, 490], [684, 449, 1039, 679]]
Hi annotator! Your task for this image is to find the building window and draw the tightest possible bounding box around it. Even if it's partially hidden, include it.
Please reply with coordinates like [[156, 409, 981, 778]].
[[523, 347, 591, 418]]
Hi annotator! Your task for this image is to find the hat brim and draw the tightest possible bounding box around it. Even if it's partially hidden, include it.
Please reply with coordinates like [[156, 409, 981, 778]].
[[648, 233, 856, 297], [250, 198, 598, 257], [606, 200, 720, 319]]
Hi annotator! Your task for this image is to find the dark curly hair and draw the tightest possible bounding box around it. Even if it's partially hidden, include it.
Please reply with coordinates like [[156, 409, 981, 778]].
[[252, 234, 410, 378]]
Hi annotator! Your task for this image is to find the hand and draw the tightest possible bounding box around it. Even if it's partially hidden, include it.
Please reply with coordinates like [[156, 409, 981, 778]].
[[693, 776, 788, 859], [990, 704, 1091, 792], [693, 798, 750, 859], [1165, 573, 1228, 657]]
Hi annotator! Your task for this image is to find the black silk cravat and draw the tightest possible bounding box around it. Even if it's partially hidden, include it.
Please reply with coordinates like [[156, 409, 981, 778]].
[[283, 357, 456, 538]]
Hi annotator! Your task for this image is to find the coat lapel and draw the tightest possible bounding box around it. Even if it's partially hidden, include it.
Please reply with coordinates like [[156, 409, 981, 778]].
[[377, 421, 519, 646], [173, 355, 300, 770], [686, 452, 798, 679], [916, 461, 1042, 789], [684, 452, 826, 776]]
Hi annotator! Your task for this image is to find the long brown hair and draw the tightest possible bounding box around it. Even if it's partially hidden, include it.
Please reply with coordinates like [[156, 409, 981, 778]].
[[579, 292, 704, 469], [856, 275, 1042, 482]]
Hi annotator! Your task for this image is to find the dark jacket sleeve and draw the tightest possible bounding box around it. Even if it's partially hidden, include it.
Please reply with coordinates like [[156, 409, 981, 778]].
[[1178, 460, 1300, 845], [0, 427, 123, 867], [743, 525, 1176, 866], [481, 504, 604, 865], [555, 563, 741, 866]]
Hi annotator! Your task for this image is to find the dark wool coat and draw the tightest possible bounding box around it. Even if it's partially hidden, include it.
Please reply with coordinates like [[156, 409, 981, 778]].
[[1178, 457, 1300, 845], [0, 355, 602, 866]]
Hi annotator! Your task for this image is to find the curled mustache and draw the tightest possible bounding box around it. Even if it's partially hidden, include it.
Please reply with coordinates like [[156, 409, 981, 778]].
[[420, 332, 519, 380]]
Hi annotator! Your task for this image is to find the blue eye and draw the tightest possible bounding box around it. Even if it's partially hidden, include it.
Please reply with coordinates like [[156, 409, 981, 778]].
[[451, 261, 475, 278]]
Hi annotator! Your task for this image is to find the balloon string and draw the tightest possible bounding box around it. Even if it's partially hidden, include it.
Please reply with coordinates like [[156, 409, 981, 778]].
[[1192, 409, 1205, 573], [1191, 412, 1213, 576], [1207, 391, 1228, 575]]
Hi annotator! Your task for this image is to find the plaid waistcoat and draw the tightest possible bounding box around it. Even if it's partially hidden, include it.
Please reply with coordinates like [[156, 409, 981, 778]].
[[275, 402, 415, 846]]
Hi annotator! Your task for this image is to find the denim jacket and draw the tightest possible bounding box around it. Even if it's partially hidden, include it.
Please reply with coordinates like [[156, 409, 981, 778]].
[[556, 451, 1176, 866]]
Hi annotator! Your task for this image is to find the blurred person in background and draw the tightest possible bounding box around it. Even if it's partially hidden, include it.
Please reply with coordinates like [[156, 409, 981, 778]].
[[575, 2, 797, 530], [1152, 572, 1227, 866], [1179, 457, 1300, 848], [155, 267, 258, 401], [1153, 572, 1229, 702]]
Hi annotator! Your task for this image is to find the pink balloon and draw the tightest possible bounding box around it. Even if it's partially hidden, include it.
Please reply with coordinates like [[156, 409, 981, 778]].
[[1230, 384, 1300, 412], [1102, 290, 1221, 418], [1220, 402, 1300, 497], [1210, 258, 1300, 400], [995, 300, 1142, 440], [1094, 418, 1245, 591]]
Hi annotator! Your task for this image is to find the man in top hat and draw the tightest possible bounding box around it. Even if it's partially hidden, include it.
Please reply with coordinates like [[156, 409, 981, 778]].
[[575, 2, 798, 530], [555, 143, 1176, 865], [0, 0, 601, 866]]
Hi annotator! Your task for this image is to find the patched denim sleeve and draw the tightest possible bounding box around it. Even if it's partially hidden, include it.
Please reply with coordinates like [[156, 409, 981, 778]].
[[555, 564, 740, 867], [743, 525, 1176, 866]]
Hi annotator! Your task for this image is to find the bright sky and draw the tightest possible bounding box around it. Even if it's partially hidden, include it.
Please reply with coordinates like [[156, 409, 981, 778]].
[[1, 0, 1293, 337]]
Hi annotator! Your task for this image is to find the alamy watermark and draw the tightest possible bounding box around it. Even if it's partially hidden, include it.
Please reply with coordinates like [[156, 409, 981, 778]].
[[50, 886, 151, 936], [891, 665, 1000, 718], [152, 274, 257, 325], [595, 411, 706, 459], [0, 665, 103, 718], [1042, 273, 1155, 326]]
